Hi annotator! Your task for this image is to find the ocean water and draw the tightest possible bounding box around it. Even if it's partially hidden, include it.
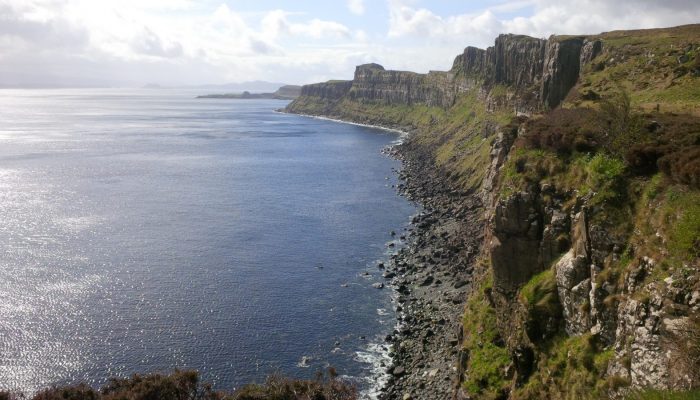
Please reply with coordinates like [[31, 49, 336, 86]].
[[0, 89, 416, 396]]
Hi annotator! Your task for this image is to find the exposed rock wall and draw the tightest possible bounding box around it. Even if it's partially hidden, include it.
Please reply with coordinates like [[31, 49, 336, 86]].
[[286, 25, 700, 399], [288, 34, 602, 113], [541, 37, 585, 109], [491, 34, 547, 90], [451, 34, 547, 90], [489, 192, 544, 293], [554, 211, 594, 336], [485, 179, 698, 395], [348, 64, 456, 108], [580, 38, 603, 67], [299, 80, 353, 100], [452, 46, 489, 80]]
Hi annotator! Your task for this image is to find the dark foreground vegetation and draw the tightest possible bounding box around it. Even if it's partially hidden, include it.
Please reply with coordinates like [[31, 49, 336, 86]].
[[0, 370, 357, 400], [1, 370, 698, 400]]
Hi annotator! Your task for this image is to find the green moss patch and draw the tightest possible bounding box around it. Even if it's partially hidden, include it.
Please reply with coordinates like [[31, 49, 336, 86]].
[[512, 334, 617, 400], [519, 268, 562, 344], [625, 389, 700, 400], [461, 276, 511, 399]]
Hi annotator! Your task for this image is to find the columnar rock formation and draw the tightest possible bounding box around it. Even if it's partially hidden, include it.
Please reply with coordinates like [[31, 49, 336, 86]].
[[299, 80, 353, 100], [291, 33, 601, 112], [287, 24, 700, 399], [349, 64, 456, 108]]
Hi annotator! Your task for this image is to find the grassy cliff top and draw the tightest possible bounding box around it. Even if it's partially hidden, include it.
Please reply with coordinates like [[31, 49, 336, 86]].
[[576, 24, 700, 115]]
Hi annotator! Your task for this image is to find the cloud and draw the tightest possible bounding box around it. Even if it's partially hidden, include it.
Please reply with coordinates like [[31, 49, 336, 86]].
[[0, 0, 699, 87], [502, 0, 700, 37], [387, 2, 504, 48], [248, 38, 275, 55], [387, 0, 700, 49], [388, 3, 442, 38], [289, 18, 351, 38], [131, 27, 183, 58], [347, 0, 365, 15], [0, 3, 89, 50], [0, 1, 357, 86], [261, 9, 351, 39]]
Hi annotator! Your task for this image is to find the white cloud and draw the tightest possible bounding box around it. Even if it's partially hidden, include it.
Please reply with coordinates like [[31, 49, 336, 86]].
[[0, 0, 699, 87], [387, 2, 504, 50], [387, 0, 700, 49], [289, 18, 351, 38], [388, 3, 442, 38], [347, 0, 365, 15], [0, 0, 357, 86], [499, 0, 700, 37], [261, 10, 351, 39], [131, 27, 183, 58]]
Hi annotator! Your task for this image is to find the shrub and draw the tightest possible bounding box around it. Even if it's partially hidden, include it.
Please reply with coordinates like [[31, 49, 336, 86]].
[[585, 153, 627, 205], [33, 384, 98, 400], [658, 146, 700, 189], [625, 144, 667, 175], [515, 97, 699, 190], [3, 370, 357, 400], [100, 370, 219, 400], [599, 87, 646, 156], [663, 316, 700, 387], [522, 108, 603, 154], [624, 112, 700, 187], [232, 371, 356, 400], [0, 392, 24, 400]]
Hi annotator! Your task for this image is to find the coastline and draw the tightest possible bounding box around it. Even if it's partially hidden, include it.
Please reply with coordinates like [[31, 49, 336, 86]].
[[275, 109, 410, 138], [293, 110, 427, 399], [376, 138, 482, 400], [287, 109, 483, 399]]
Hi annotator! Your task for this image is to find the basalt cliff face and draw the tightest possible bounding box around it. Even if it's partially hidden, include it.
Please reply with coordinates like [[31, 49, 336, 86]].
[[289, 33, 602, 115], [287, 24, 700, 400]]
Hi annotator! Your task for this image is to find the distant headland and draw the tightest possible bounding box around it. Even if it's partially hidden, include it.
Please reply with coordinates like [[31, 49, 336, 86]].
[[197, 85, 301, 100]]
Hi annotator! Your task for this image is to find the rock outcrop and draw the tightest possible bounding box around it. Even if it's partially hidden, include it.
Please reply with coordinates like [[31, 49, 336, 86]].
[[541, 37, 585, 109], [489, 192, 543, 293], [288, 34, 603, 114], [554, 211, 593, 335], [285, 23, 700, 400], [491, 34, 548, 90], [348, 63, 456, 108], [299, 80, 352, 100]]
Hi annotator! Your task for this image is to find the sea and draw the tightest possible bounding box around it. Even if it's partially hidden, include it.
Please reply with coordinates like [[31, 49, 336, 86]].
[[0, 89, 417, 398]]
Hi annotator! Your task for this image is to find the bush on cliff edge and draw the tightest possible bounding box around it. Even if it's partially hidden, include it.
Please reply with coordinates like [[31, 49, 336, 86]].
[[0, 370, 357, 400]]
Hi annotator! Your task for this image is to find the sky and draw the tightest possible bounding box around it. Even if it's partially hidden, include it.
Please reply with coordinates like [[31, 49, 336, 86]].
[[1, 0, 699, 87]]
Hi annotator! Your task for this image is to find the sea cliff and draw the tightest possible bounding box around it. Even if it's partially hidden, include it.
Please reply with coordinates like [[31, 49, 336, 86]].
[[286, 24, 700, 399]]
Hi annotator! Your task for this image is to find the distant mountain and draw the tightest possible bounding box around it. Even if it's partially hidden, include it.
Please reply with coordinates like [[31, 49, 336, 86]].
[[196, 85, 301, 100]]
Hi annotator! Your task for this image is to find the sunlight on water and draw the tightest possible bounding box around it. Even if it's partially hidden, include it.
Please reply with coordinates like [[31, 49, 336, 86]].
[[0, 89, 416, 397]]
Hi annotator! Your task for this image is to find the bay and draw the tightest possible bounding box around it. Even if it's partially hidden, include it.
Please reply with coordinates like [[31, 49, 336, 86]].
[[0, 89, 416, 397]]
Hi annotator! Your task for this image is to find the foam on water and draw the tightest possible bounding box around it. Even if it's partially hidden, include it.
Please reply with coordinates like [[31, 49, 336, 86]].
[[355, 339, 393, 400], [279, 111, 409, 138]]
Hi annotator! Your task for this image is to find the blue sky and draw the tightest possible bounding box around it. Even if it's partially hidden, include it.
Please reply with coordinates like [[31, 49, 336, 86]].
[[0, 0, 698, 87]]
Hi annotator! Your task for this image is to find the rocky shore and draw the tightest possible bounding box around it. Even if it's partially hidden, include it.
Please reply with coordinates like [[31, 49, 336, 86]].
[[287, 24, 700, 399], [377, 137, 485, 400]]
